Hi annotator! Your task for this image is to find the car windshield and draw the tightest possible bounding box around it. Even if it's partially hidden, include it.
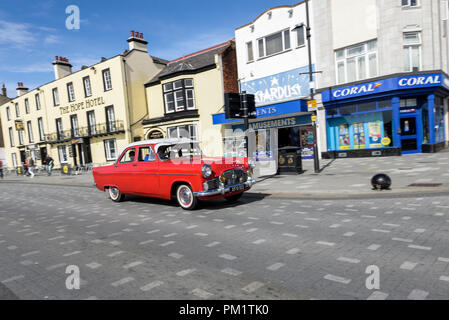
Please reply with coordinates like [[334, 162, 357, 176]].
[[157, 142, 204, 161]]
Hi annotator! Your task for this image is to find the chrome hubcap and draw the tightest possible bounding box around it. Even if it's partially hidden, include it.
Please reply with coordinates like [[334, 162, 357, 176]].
[[110, 187, 119, 199], [178, 186, 192, 207]]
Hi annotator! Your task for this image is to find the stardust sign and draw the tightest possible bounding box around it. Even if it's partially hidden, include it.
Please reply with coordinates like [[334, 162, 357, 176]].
[[240, 66, 313, 106], [322, 73, 448, 102]]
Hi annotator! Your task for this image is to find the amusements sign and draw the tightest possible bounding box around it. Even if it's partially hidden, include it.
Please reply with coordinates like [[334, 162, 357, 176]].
[[60, 96, 106, 115]]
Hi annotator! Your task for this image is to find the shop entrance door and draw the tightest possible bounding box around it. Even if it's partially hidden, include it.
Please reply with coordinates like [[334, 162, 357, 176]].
[[400, 114, 421, 154]]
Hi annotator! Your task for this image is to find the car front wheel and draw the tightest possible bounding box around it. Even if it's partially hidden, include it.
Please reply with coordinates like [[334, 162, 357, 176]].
[[108, 187, 125, 202], [176, 184, 198, 210]]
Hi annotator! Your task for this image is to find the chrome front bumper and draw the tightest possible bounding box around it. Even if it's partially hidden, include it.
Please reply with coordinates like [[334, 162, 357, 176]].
[[193, 179, 256, 197]]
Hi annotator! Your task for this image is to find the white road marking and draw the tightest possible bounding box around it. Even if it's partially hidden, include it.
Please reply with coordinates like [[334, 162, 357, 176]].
[[407, 289, 429, 300], [139, 240, 154, 245], [367, 244, 381, 251], [286, 248, 301, 255], [176, 268, 196, 276], [343, 232, 355, 237], [206, 242, 220, 247], [253, 239, 266, 244], [111, 277, 134, 287], [107, 251, 124, 257], [267, 263, 285, 271], [63, 251, 81, 257], [164, 233, 177, 238], [46, 263, 67, 271], [400, 261, 418, 270], [191, 288, 214, 299], [219, 254, 237, 260], [324, 274, 351, 284], [372, 229, 390, 233], [195, 233, 208, 237], [221, 268, 242, 276], [438, 257, 449, 263], [316, 241, 335, 247], [392, 238, 413, 243], [147, 229, 160, 234], [1, 275, 25, 283], [439, 276, 449, 282], [160, 241, 175, 247], [242, 281, 264, 293], [414, 228, 426, 233], [367, 291, 389, 300], [21, 250, 40, 257], [123, 261, 144, 269], [86, 262, 102, 269], [140, 281, 163, 292], [168, 253, 183, 259], [408, 245, 432, 251], [337, 257, 360, 264], [246, 228, 258, 233]]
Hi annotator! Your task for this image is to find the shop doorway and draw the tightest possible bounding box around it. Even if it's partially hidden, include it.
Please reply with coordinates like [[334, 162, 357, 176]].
[[400, 114, 421, 154], [40, 147, 47, 166]]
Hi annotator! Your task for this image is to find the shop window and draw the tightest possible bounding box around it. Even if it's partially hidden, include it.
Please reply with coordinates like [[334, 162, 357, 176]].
[[327, 110, 394, 151], [326, 108, 338, 116], [378, 100, 392, 110], [435, 97, 445, 143], [335, 39, 378, 84], [339, 105, 356, 115], [422, 105, 429, 143], [358, 102, 377, 113]]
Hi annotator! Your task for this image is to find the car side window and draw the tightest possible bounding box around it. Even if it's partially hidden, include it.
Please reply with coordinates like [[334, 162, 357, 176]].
[[138, 146, 156, 162], [119, 148, 136, 163]]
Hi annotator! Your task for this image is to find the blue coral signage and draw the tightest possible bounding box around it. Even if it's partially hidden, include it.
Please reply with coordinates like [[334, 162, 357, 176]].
[[241, 65, 313, 106], [322, 73, 449, 103]]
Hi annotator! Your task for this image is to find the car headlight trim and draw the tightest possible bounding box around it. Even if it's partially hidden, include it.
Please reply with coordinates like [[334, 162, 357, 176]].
[[202, 164, 213, 178]]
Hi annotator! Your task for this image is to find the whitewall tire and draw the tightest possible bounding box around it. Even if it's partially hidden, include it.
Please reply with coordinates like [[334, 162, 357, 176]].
[[176, 184, 198, 210], [108, 187, 125, 202]]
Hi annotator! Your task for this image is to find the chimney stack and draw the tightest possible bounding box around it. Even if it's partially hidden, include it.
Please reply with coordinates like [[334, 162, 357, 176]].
[[127, 30, 148, 52], [52, 56, 73, 80], [1, 84, 6, 97], [16, 82, 28, 97]]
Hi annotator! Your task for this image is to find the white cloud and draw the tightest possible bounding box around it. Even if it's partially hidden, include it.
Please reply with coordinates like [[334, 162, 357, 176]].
[[44, 34, 61, 45], [0, 20, 35, 47]]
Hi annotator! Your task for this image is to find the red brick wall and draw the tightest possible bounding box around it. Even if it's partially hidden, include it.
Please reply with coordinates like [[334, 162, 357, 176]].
[[221, 42, 238, 93]]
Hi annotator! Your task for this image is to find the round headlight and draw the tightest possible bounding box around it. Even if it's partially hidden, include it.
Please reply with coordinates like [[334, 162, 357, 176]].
[[202, 164, 212, 178]]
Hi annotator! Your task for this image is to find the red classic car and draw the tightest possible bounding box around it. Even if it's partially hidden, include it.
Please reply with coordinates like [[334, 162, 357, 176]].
[[93, 138, 256, 210]]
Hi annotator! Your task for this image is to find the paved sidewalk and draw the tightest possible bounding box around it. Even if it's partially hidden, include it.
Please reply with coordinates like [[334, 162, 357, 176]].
[[1, 152, 449, 198]]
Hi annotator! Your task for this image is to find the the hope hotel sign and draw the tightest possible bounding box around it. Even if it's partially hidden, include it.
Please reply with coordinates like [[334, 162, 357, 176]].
[[60, 96, 106, 115], [322, 73, 447, 102]]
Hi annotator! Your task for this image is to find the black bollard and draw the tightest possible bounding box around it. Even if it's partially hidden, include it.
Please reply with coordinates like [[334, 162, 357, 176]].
[[371, 174, 392, 191]]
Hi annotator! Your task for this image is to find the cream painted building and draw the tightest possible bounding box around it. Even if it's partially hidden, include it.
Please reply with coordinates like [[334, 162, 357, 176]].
[[0, 31, 167, 170], [142, 41, 238, 157]]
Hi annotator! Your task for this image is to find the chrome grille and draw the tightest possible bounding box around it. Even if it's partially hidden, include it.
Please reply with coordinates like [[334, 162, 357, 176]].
[[222, 169, 247, 187]]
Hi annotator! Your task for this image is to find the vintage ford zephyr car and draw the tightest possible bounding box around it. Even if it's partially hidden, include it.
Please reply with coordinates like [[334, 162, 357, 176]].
[[93, 139, 256, 210]]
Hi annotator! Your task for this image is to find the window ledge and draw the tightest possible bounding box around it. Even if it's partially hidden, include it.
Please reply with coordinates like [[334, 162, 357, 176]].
[[257, 48, 293, 61], [401, 5, 421, 10]]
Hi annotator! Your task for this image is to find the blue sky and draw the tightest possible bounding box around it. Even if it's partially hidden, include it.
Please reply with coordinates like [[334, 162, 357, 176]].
[[0, 0, 299, 97]]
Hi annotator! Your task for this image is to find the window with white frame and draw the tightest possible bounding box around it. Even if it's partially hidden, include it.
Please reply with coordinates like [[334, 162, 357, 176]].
[[56, 118, 63, 140], [163, 79, 195, 113], [38, 117, 45, 141], [6, 106, 10, 120], [52, 88, 59, 106], [12, 153, 18, 168], [246, 41, 254, 62], [9, 127, 14, 147], [27, 121, 34, 143], [67, 82, 75, 102], [104, 139, 117, 161], [58, 145, 68, 163], [83, 76, 92, 97], [15, 103, 20, 117], [294, 24, 305, 47], [18, 129, 24, 145], [258, 29, 291, 58], [401, 0, 419, 7], [102, 69, 112, 91], [403, 32, 421, 72], [25, 98, 30, 114], [35, 93, 41, 110], [335, 39, 378, 84], [167, 124, 197, 140]]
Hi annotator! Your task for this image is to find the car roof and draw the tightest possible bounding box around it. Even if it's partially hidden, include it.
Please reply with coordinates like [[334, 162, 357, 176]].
[[122, 138, 200, 155]]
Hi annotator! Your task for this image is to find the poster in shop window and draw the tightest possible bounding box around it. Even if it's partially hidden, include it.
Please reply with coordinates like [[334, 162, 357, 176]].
[[338, 123, 350, 150], [353, 122, 366, 149], [368, 120, 382, 148]]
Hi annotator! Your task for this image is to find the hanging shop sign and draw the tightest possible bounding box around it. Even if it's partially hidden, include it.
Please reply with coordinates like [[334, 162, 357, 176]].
[[148, 130, 164, 140]]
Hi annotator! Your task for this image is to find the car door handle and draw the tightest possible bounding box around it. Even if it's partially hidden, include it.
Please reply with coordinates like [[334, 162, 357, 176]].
[[132, 164, 137, 167]]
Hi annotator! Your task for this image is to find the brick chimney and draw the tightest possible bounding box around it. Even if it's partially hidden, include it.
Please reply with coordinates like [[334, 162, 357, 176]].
[[52, 56, 73, 80], [127, 30, 148, 52], [1, 84, 6, 97], [16, 82, 28, 96]]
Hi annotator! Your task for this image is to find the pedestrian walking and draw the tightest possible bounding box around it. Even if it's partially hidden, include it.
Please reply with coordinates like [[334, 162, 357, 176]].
[[28, 157, 35, 179], [23, 160, 29, 176], [0, 159, 4, 179], [43, 154, 54, 176]]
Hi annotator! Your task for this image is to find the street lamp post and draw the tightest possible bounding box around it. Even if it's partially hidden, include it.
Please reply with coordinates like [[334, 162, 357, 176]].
[[293, 0, 320, 173]]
